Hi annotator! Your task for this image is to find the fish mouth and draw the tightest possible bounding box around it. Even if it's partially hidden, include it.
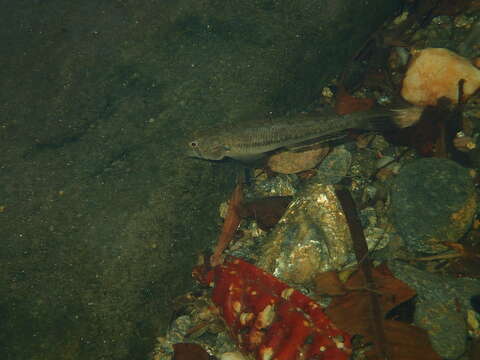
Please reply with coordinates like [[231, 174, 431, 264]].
[[185, 148, 199, 158], [185, 145, 204, 159]]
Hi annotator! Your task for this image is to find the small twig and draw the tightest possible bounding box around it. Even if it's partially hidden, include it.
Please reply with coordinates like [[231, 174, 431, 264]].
[[335, 185, 391, 360], [457, 79, 468, 135], [185, 320, 215, 337], [345, 285, 385, 296], [371, 148, 411, 181], [458, 79, 466, 107], [414, 253, 462, 261], [414, 252, 480, 262]]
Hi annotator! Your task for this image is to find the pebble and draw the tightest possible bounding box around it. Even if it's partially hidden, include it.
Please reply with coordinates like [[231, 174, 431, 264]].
[[267, 146, 329, 174]]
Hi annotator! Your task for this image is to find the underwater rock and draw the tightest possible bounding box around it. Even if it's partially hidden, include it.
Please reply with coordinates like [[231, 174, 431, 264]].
[[401, 48, 480, 106], [390, 158, 476, 254], [153, 316, 194, 360], [219, 352, 246, 360], [256, 183, 353, 286], [250, 173, 298, 198], [315, 146, 352, 185], [388, 261, 480, 359]]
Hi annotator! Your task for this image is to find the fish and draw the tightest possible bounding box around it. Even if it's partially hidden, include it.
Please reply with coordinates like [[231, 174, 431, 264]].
[[187, 108, 397, 162]]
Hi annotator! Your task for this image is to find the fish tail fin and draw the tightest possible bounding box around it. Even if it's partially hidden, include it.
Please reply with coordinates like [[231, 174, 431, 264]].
[[352, 108, 411, 132], [389, 105, 424, 128]]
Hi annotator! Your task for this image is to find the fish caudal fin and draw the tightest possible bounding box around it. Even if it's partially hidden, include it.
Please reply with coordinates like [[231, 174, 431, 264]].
[[351, 108, 404, 132]]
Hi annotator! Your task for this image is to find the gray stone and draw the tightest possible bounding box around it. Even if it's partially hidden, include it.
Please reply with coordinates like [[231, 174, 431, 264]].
[[391, 158, 476, 253]]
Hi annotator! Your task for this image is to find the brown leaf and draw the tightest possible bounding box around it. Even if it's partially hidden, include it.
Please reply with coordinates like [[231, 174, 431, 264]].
[[326, 264, 415, 336], [431, 0, 475, 16], [335, 86, 374, 115], [444, 236, 480, 278], [444, 241, 466, 254], [314, 271, 347, 296], [173, 343, 211, 360], [210, 182, 244, 266], [471, 337, 480, 360], [296, 169, 317, 180], [325, 265, 441, 359], [365, 321, 441, 360], [237, 196, 292, 231]]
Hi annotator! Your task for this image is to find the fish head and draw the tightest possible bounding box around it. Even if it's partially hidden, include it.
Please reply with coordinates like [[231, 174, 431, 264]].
[[187, 136, 229, 160]]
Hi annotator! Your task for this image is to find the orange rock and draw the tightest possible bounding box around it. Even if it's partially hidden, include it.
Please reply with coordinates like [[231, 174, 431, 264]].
[[267, 146, 329, 174], [401, 48, 480, 106]]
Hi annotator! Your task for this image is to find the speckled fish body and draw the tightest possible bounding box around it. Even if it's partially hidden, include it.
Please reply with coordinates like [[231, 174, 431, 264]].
[[187, 109, 392, 162]]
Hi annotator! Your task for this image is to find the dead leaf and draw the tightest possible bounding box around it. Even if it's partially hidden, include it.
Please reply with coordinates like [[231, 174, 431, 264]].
[[335, 86, 374, 115], [296, 169, 317, 180], [472, 337, 480, 360], [325, 264, 415, 336], [365, 321, 441, 360], [325, 265, 441, 360], [444, 236, 480, 278], [237, 196, 292, 231], [210, 182, 244, 266], [314, 271, 347, 296], [173, 343, 212, 360], [431, 0, 475, 16], [445, 242, 466, 254]]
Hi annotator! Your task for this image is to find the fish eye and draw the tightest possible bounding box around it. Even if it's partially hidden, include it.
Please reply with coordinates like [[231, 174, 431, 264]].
[[190, 141, 198, 148]]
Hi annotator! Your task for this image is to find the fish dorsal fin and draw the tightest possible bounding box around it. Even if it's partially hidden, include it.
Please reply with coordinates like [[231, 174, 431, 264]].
[[286, 132, 348, 152]]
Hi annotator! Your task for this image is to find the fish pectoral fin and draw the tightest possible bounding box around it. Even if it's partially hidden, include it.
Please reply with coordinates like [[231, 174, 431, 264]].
[[229, 153, 266, 163], [286, 133, 348, 152]]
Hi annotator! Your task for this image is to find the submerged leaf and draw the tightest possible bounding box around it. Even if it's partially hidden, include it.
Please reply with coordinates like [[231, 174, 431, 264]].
[[326, 264, 415, 335], [210, 181, 244, 267], [325, 265, 441, 359], [314, 270, 347, 296], [335, 86, 375, 115], [365, 321, 441, 360], [237, 196, 292, 231], [173, 343, 212, 360]]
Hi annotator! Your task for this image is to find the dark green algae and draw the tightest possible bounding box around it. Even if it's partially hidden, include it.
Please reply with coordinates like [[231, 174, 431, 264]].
[[0, 1, 401, 359]]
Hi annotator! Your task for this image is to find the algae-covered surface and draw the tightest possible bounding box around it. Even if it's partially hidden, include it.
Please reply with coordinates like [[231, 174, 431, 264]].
[[0, 1, 400, 359]]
